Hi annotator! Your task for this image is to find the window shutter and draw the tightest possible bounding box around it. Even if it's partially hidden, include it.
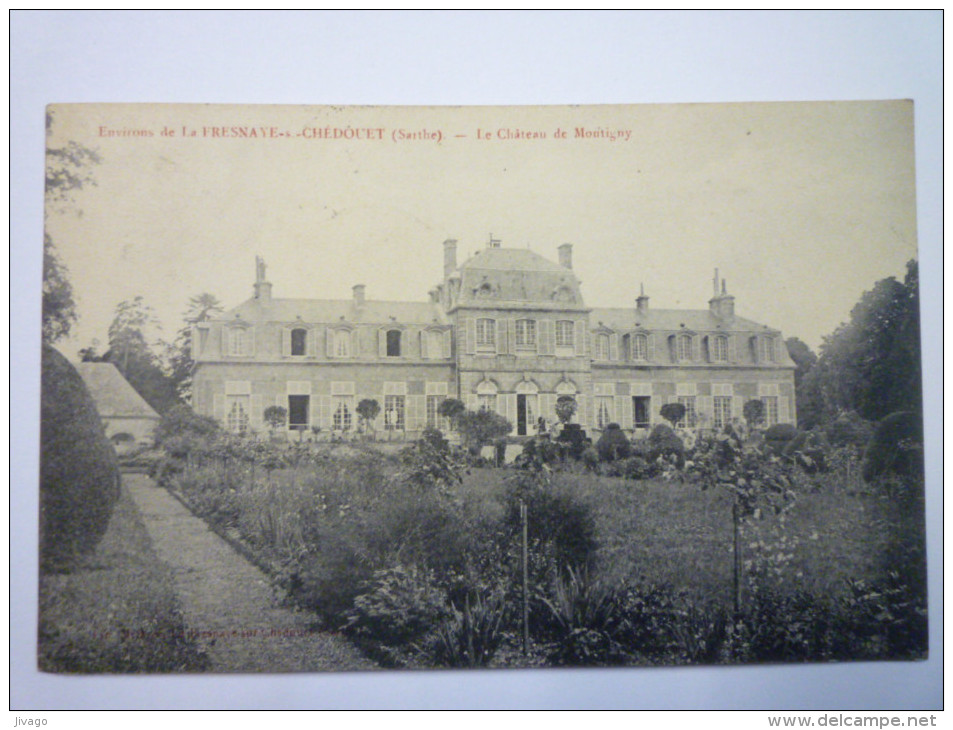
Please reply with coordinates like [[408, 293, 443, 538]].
[[282, 328, 291, 357], [246, 327, 255, 357], [213, 394, 225, 425], [728, 335, 737, 363], [539, 319, 554, 356], [698, 395, 713, 425], [378, 329, 387, 357], [420, 330, 429, 359], [646, 334, 656, 362], [733, 395, 745, 421], [351, 330, 360, 357], [692, 335, 701, 362], [326, 327, 334, 357], [496, 319, 506, 355], [317, 395, 331, 429], [444, 330, 452, 359], [307, 329, 317, 357], [508, 319, 517, 353], [503, 393, 517, 425], [750, 336, 760, 363], [609, 333, 618, 361], [575, 320, 586, 356], [779, 396, 791, 423], [251, 394, 263, 430], [466, 319, 475, 355], [775, 337, 783, 364], [703, 335, 712, 363], [667, 335, 676, 362], [616, 396, 630, 428]]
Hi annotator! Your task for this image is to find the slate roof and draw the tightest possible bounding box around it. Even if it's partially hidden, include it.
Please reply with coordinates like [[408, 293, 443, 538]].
[[76, 362, 161, 420], [454, 247, 585, 307], [224, 298, 450, 326], [589, 307, 779, 334]]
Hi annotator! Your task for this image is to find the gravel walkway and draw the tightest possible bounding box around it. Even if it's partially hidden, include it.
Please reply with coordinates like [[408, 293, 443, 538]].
[[125, 473, 376, 673]]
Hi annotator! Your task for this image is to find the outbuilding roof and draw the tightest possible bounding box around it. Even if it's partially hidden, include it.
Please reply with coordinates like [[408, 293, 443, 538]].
[[75, 362, 161, 420]]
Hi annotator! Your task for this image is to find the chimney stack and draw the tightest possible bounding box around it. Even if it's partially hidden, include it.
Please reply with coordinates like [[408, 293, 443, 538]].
[[443, 239, 458, 279], [253, 255, 272, 302], [708, 270, 735, 319], [636, 283, 649, 315], [352, 284, 366, 306], [558, 242, 573, 269]]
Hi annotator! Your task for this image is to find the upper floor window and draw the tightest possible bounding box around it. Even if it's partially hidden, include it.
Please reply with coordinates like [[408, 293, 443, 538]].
[[515, 319, 536, 349], [386, 329, 402, 357], [476, 318, 495, 350], [759, 336, 776, 363], [556, 320, 575, 348], [426, 330, 444, 359], [334, 330, 350, 358], [291, 328, 307, 356], [712, 335, 728, 363], [228, 328, 245, 356], [595, 333, 610, 360], [676, 334, 693, 361], [631, 333, 648, 361]]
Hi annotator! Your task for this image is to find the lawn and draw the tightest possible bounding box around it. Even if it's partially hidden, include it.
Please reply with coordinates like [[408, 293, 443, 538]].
[[38, 480, 210, 673]]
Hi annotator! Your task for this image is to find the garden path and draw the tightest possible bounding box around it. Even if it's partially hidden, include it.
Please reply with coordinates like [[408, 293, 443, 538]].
[[124, 473, 376, 673]]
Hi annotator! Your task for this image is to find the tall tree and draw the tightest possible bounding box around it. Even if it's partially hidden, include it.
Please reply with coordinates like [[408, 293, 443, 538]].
[[104, 297, 180, 414], [798, 260, 921, 426], [784, 337, 820, 428], [43, 112, 101, 344], [165, 293, 223, 402]]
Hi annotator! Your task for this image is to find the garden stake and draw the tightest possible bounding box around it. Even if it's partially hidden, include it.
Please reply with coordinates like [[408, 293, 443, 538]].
[[732, 498, 742, 616], [521, 499, 529, 655]]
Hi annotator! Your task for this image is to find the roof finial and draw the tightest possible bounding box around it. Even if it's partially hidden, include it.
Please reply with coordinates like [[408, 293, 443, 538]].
[[488, 233, 501, 249]]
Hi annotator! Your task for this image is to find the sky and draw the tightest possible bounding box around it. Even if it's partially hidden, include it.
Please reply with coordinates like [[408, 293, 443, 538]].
[[46, 100, 917, 358]]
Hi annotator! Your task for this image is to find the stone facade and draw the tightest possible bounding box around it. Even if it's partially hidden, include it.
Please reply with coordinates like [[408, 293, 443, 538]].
[[192, 241, 796, 438]]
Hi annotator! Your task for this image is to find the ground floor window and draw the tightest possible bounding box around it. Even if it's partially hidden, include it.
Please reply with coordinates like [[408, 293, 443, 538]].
[[227, 395, 250, 434], [596, 396, 614, 429], [478, 394, 497, 413], [761, 396, 779, 426], [384, 395, 405, 430], [426, 395, 446, 429], [288, 395, 310, 430], [632, 396, 651, 429], [713, 396, 732, 429], [677, 396, 697, 428], [332, 395, 353, 431]]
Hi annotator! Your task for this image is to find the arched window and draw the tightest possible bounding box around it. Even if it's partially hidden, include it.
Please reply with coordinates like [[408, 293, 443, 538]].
[[632, 333, 648, 361], [291, 328, 307, 356], [711, 335, 729, 363], [386, 329, 401, 357], [677, 334, 693, 361], [476, 379, 498, 413]]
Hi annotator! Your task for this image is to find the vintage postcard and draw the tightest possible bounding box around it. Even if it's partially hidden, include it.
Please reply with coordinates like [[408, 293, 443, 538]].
[[39, 102, 925, 673]]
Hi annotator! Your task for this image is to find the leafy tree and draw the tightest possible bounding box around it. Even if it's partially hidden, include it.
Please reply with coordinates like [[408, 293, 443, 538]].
[[555, 396, 577, 426], [264, 405, 287, 432], [659, 402, 686, 428], [784, 337, 817, 391], [43, 112, 101, 344], [456, 409, 512, 455], [743, 399, 765, 429], [437, 398, 465, 429], [357, 398, 381, 433], [165, 293, 223, 402], [103, 297, 180, 414], [78, 339, 105, 362], [798, 261, 921, 425]]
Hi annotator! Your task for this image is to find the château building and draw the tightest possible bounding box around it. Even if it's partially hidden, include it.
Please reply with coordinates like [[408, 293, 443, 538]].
[[191, 239, 796, 438]]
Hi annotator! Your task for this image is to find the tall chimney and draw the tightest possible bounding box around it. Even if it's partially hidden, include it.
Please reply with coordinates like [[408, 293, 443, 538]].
[[558, 242, 573, 269], [636, 282, 649, 315], [352, 284, 366, 306], [443, 238, 458, 279], [709, 272, 735, 319], [253, 255, 272, 302]]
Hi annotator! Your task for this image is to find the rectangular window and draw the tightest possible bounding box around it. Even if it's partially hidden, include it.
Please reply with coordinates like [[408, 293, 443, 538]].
[[632, 396, 651, 429], [384, 395, 405, 430], [759, 337, 776, 363], [229, 328, 244, 356], [677, 334, 693, 361], [596, 396, 614, 429], [632, 334, 648, 361], [712, 336, 728, 362], [288, 395, 310, 429], [291, 328, 307, 356], [556, 320, 575, 348], [475, 318, 495, 350], [332, 395, 353, 431], [426, 395, 446, 429], [226, 395, 250, 434], [595, 334, 610, 360], [761, 396, 779, 426], [677, 396, 697, 427], [334, 330, 350, 357], [515, 319, 537, 348], [713, 396, 732, 429]]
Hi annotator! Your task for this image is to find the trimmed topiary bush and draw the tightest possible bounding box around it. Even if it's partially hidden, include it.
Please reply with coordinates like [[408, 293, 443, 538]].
[[596, 423, 631, 462], [557, 423, 590, 460], [763, 423, 799, 456], [647, 423, 685, 468], [40, 344, 121, 572]]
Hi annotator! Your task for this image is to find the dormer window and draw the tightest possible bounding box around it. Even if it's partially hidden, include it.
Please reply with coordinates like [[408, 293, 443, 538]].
[[595, 333, 610, 360], [628, 333, 648, 361], [386, 329, 402, 357], [335, 330, 350, 358], [228, 328, 245, 356], [759, 336, 776, 363], [291, 328, 307, 356]]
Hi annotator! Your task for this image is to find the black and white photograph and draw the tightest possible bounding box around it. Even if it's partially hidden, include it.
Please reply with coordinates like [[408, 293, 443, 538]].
[[12, 10, 941, 713], [37, 100, 926, 674]]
